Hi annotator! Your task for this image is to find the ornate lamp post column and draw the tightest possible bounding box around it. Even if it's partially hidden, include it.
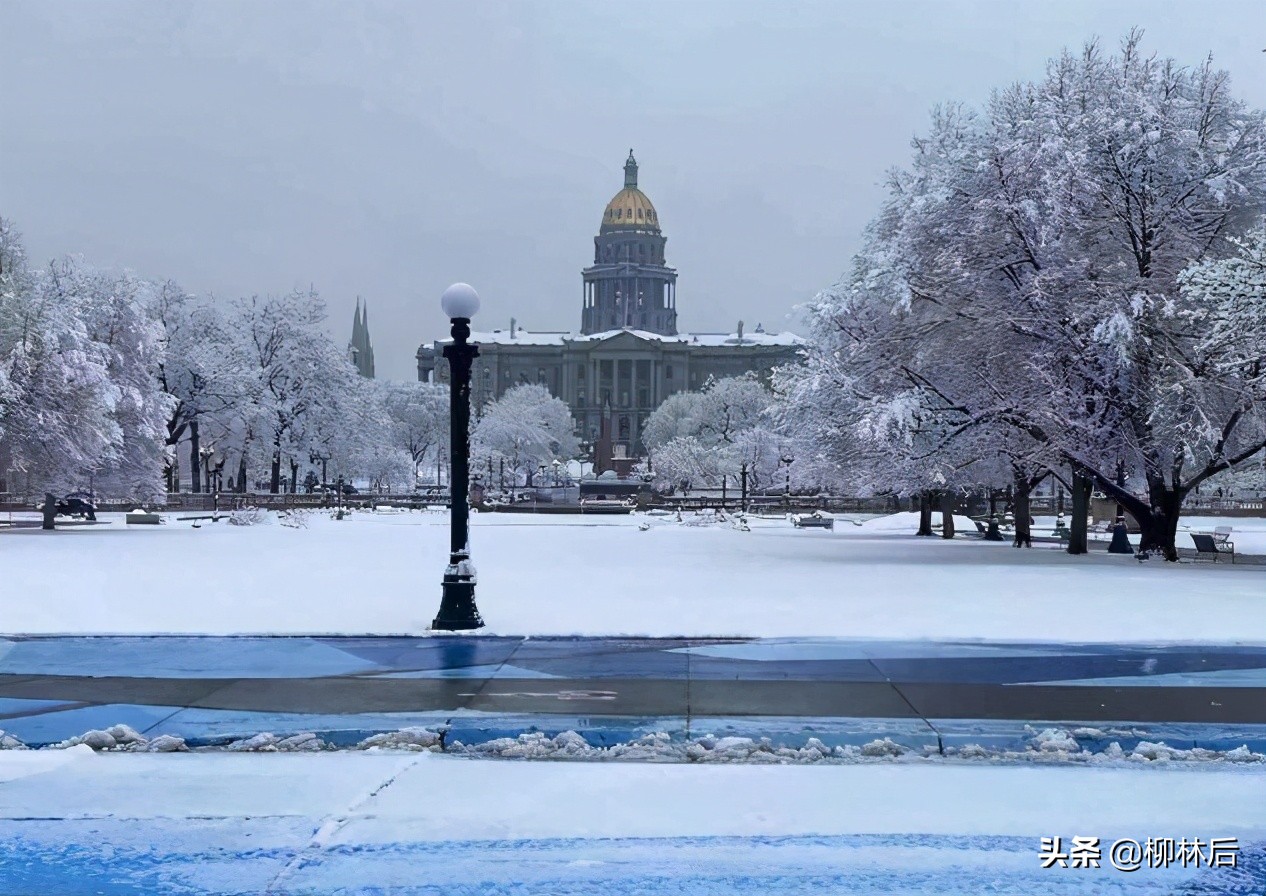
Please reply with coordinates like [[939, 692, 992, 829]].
[[432, 283, 485, 631]]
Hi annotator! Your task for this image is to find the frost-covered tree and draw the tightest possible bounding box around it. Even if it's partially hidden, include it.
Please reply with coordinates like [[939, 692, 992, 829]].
[[471, 383, 579, 486], [39, 259, 174, 500], [381, 379, 449, 482], [1, 222, 171, 501], [785, 34, 1266, 558], [232, 290, 362, 493], [152, 285, 250, 493], [643, 375, 792, 490]]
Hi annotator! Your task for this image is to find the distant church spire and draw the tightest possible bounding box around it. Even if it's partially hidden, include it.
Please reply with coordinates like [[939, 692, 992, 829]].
[[349, 297, 375, 378], [624, 149, 638, 188]]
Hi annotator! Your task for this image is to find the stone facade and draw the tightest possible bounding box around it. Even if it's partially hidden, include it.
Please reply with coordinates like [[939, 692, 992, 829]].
[[417, 153, 801, 459]]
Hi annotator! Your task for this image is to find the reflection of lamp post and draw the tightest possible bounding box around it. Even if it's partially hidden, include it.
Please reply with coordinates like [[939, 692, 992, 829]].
[[432, 283, 484, 631]]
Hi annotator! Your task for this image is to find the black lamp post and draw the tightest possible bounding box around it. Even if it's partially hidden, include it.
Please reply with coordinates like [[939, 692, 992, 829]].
[[432, 283, 484, 631], [740, 461, 749, 513], [780, 450, 795, 509]]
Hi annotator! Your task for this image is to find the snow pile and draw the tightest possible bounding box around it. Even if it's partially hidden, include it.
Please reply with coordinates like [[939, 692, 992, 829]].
[[448, 728, 1265, 766], [278, 509, 312, 529], [48, 725, 187, 753], [1030, 727, 1080, 752], [356, 727, 442, 751], [0, 730, 28, 750], [939, 727, 1266, 765], [224, 731, 327, 752]]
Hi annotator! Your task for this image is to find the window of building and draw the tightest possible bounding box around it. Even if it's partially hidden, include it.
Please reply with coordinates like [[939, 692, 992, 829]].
[[578, 391, 586, 406], [577, 364, 586, 380], [666, 364, 673, 379]]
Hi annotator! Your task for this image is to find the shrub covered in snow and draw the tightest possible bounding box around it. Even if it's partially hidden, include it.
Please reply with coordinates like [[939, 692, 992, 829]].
[[227, 507, 268, 526]]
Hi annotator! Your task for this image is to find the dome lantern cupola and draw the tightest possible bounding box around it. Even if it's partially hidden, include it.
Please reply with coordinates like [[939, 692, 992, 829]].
[[583, 151, 678, 336]]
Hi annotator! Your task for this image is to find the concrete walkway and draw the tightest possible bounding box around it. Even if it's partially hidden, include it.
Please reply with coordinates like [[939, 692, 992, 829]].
[[2, 635, 1265, 751]]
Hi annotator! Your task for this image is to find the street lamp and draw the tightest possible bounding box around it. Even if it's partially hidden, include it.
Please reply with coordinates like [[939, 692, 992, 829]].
[[740, 461, 750, 514], [432, 283, 484, 631], [552, 458, 561, 486]]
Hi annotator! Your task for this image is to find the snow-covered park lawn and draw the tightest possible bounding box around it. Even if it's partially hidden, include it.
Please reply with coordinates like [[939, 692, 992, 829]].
[[4, 509, 1264, 642]]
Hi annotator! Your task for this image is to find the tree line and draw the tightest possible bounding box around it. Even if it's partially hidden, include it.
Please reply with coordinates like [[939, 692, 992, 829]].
[[0, 220, 449, 499]]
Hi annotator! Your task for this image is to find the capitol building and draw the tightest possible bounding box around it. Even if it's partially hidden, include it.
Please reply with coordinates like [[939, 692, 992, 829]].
[[417, 151, 801, 463]]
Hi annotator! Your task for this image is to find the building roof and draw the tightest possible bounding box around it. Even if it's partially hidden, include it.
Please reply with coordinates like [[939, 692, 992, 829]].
[[600, 150, 661, 234], [601, 188, 660, 234], [445, 327, 803, 348]]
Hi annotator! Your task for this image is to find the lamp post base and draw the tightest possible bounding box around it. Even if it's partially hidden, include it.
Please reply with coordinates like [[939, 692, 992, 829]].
[[432, 553, 484, 631]]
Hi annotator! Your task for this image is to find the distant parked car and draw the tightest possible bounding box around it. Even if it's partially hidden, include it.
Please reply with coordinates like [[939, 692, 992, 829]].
[[45, 495, 97, 520]]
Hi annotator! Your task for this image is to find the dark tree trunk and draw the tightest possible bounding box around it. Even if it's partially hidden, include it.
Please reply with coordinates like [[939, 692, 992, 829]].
[[42, 493, 58, 530], [1067, 467, 1092, 555], [916, 490, 934, 536], [269, 441, 282, 494], [289, 459, 298, 494], [236, 453, 247, 493], [940, 489, 956, 539], [1088, 471, 1185, 562], [1013, 471, 1032, 547], [189, 419, 202, 494]]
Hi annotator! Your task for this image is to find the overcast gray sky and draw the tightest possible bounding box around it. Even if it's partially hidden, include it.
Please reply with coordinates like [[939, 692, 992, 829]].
[[4, 0, 1264, 380]]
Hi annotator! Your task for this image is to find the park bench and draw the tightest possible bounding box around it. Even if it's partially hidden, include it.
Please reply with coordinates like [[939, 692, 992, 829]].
[[1190, 532, 1235, 563], [791, 511, 834, 530]]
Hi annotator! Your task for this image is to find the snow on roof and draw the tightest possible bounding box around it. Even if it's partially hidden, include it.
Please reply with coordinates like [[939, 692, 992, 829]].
[[442, 327, 803, 347]]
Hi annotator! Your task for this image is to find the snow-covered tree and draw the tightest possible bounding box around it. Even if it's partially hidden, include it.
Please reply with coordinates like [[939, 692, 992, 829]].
[[784, 34, 1266, 557], [0, 223, 171, 501], [232, 289, 362, 493], [471, 384, 579, 486], [380, 379, 449, 483], [644, 375, 791, 490]]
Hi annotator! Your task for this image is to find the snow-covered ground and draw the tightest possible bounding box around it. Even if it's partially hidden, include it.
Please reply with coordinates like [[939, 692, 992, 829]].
[[2, 509, 1263, 641], [0, 748, 1262, 894]]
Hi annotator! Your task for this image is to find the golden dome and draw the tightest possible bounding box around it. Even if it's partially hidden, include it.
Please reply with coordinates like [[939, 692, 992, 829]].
[[600, 149, 661, 233], [601, 187, 660, 233]]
